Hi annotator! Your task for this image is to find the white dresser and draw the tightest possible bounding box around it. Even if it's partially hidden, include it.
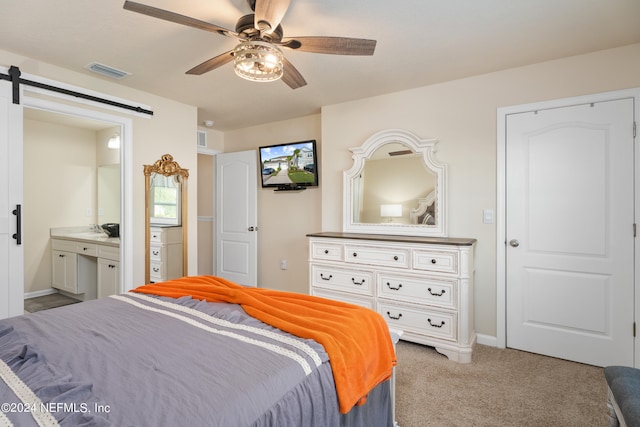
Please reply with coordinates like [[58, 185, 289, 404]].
[[308, 232, 476, 363], [149, 226, 183, 283]]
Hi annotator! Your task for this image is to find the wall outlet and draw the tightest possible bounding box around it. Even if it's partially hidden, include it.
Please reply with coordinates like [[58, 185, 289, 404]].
[[280, 259, 288, 270], [86, 207, 93, 217]]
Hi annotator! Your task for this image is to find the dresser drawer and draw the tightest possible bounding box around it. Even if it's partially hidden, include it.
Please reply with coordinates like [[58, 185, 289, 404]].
[[51, 238, 76, 252], [149, 261, 166, 281], [310, 264, 374, 296], [378, 301, 457, 341], [98, 245, 119, 261], [52, 239, 98, 256], [345, 245, 410, 269], [311, 288, 375, 310], [310, 241, 343, 261], [413, 249, 459, 274], [75, 242, 98, 257], [149, 244, 165, 262], [150, 226, 182, 244], [378, 273, 457, 309]]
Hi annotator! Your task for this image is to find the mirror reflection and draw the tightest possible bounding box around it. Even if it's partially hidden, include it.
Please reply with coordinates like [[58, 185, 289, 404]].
[[149, 173, 182, 226], [144, 154, 189, 284], [352, 143, 437, 225], [97, 164, 120, 224], [344, 129, 447, 237]]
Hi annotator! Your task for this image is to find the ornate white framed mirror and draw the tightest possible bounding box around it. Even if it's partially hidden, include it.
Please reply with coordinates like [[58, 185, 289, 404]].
[[343, 129, 447, 237]]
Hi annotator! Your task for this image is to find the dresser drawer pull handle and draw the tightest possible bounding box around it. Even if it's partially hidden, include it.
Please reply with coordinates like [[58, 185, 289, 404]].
[[108, 264, 116, 269], [58, 254, 65, 258], [320, 273, 333, 281], [83, 247, 89, 251], [352, 252, 358, 257], [152, 250, 159, 256], [386, 312, 403, 320], [152, 267, 160, 273], [427, 288, 445, 297], [324, 249, 329, 254], [427, 319, 446, 328], [386, 282, 402, 291], [393, 256, 399, 261], [431, 259, 437, 264], [351, 278, 365, 286]]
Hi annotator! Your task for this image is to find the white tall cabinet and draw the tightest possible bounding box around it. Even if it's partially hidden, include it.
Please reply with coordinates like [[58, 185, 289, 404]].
[[308, 232, 476, 363], [149, 226, 183, 283]]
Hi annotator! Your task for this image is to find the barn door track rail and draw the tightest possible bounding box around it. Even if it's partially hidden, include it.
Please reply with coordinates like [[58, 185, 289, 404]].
[[0, 65, 153, 116]]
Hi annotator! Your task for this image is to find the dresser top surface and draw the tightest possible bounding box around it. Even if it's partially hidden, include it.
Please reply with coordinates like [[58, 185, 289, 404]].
[[306, 232, 476, 246]]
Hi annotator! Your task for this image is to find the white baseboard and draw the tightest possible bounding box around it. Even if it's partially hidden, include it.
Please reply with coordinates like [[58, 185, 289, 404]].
[[24, 288, 58, 299], [477, 333, 498, 347]]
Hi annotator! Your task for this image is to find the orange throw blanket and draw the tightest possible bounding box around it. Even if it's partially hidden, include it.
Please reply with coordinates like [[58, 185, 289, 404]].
[[132, 275, 397, 414]]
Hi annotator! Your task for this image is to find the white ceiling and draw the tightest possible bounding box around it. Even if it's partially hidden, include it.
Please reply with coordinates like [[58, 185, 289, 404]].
[[2, 0, 640, 131]]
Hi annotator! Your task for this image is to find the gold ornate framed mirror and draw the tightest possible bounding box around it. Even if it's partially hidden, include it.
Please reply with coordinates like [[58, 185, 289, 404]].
[[343, 129, 447, 237], [144, 154, 189, 283]]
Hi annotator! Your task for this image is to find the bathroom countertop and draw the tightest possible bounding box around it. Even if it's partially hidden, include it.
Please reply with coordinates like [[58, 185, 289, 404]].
[[50, 227, 120, 247]]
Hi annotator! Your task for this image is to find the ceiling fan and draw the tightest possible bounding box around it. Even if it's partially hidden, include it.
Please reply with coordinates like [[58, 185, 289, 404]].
[[123, 0, 377, 89]]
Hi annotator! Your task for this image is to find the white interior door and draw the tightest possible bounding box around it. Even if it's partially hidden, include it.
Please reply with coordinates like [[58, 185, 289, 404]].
[[0, 79, 24, 318], [215, 150, 258, 287], [506, 98, 635, 367]]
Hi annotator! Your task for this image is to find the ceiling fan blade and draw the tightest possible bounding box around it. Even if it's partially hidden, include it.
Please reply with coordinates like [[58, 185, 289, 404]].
[[280, 36, 376, 55], [281, 57, 306, 89], [254, 0, 291, 34], [186, 50, 235, 75], [123, 1, 238, 38]]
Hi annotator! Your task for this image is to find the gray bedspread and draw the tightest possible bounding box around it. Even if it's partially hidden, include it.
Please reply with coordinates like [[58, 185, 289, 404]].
[[0, 292, 391, 427]]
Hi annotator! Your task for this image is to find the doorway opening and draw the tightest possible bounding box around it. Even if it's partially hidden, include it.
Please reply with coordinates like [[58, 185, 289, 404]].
[[21, 95, 134, 299]]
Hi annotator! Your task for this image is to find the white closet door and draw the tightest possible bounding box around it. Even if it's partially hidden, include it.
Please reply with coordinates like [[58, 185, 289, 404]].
[[506, 98, 634, 367]]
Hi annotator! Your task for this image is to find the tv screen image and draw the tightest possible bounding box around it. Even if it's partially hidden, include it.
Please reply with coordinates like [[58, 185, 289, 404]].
[[259, 140, 318, 190]]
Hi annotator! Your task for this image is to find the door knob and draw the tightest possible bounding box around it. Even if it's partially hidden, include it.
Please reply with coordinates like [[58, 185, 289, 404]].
[[509, 239, 520, 247]]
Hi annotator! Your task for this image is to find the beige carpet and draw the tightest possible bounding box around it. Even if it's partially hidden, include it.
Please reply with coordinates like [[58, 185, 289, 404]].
[[394, 341, 608, 427]]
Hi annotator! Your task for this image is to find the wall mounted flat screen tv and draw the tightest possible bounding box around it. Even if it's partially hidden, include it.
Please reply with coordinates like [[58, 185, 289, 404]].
[[259, 140, 319, 190]]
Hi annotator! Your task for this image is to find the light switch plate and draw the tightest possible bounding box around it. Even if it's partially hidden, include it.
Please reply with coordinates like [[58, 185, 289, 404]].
[[483, 209, 495, 224]]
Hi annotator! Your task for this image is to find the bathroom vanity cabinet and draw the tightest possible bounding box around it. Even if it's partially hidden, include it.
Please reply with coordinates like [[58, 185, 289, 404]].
[[51, 239, 93, 296], [50, 228, 120, 301], [97, 245, 120, 299]]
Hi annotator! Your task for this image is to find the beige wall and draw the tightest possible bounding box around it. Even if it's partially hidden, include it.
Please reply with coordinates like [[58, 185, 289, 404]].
[[224, 114, 321, 292], [195, 127, 222, 275], [23, 119, 98, 293], [197, 153, 214, 275], [8, 42, 640, 340], [202, 43, 640, 339], [1, 48, 198, 290], [321, 43, 640, 339]]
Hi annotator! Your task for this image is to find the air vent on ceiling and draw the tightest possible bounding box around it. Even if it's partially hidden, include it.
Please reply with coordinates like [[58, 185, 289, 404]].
[[85, 62, 131, 79], [197, 130, 207, 148]]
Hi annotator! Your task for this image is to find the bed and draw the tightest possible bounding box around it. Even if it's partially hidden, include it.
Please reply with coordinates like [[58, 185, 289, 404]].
[[0, 275, 397, 427]]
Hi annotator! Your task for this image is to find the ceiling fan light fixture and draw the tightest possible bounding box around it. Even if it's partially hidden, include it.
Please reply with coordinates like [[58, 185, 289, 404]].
[[233, 40, 284, 82]]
